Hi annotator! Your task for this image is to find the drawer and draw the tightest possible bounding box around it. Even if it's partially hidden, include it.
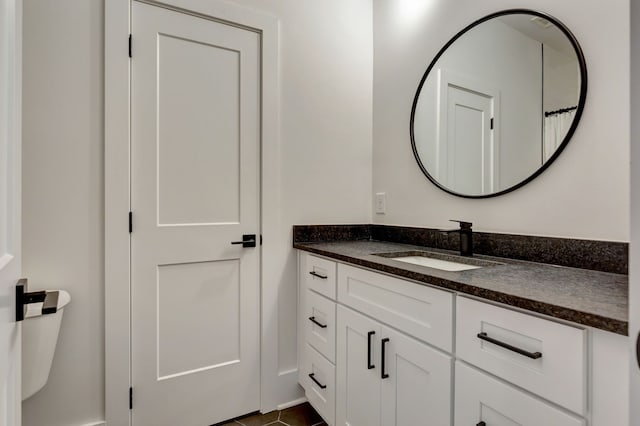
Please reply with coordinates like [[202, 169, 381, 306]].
[[455, 362, 584, 426], [302, 344, 335, 426], [304, 290, 336, 363], [337, 263, 453, 352], [302, 253, 337, 300], [456, 297, 586, 414]]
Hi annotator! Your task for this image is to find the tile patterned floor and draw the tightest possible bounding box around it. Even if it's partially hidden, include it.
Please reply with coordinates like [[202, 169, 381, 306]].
[[216, 402, 326, 426]]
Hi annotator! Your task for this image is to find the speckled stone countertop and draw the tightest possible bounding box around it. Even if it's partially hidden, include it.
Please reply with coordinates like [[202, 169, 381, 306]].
[[294, 240, 628, 335]]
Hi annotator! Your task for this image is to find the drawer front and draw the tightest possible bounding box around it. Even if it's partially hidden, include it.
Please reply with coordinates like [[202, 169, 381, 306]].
[[455, 362, 585, 426], [456, 297, 586, 414], [337, 263, 453, 352], [305, 289, 336, 363], [302, 344, 336, 426], [302, 253, 337, 300]]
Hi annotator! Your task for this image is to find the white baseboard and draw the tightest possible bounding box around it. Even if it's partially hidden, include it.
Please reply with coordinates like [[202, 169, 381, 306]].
[[277, 396, 307, 411], [79, 422, 106, 426]]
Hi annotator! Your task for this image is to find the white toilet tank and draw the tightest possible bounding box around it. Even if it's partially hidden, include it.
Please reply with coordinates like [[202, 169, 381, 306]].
[[22, 290, 71, 400]]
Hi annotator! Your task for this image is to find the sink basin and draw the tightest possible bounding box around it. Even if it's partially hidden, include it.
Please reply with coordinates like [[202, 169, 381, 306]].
[[375, 250, 502, 272], [391, 256, 481, 271]]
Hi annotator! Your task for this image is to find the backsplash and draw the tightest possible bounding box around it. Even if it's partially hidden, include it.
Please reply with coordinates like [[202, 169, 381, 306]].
[[293, 224, 628, 275]]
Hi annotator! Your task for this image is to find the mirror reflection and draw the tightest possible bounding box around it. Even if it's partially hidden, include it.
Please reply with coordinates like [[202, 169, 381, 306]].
[[411, 11, 586, 197]]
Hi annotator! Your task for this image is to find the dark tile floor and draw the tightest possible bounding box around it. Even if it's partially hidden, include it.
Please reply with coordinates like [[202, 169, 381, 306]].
[[217, 402, 326, 426]]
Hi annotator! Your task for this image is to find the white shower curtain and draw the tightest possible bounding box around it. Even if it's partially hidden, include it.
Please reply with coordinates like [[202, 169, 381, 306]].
[[543, 110, 576, 162]]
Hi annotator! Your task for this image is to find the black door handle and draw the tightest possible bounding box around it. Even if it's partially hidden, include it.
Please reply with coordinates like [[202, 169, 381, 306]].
[[381, 337, 390, 379], [477, 332, 542, 359], [367, 331, 375, 369], [230, 234, 256, 248], [477, 422, 486, 426]]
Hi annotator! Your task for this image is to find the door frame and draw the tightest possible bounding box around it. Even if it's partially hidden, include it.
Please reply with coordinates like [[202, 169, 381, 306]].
[[0, 0, 22, 424], [630, 0, 640, 422], [105, 1, 281, 424]]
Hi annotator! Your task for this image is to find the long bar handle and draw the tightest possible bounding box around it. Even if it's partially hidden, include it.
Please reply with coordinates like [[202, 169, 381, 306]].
[[477, 332, 542, 359], [381, 338, 390, 379], [308, 316, 327, 328], [308, 373, 327, 389], [367, 331, 375, 369], [309, 271, 327, 279]]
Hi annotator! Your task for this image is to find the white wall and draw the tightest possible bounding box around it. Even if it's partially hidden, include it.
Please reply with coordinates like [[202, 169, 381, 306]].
[[225, 0, 372, 395], [373, 0, 629, 241], [543, 45, 579, 112], [22, 0, 372, 424], [21, 1, 105, 426]]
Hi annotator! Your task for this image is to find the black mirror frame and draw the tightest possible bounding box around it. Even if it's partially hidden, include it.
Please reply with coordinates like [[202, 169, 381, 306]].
[[409, 9, 588, 199]]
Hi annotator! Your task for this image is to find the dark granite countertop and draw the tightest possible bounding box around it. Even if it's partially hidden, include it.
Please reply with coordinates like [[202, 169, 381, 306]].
[[294, 240, 628, 335]]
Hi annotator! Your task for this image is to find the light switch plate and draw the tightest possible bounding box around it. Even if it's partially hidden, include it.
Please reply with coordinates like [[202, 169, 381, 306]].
[[375, 192, 386, 214]]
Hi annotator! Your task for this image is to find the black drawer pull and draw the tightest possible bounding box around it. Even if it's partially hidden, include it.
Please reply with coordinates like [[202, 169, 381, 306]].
[[367, 331, 375, 369], [477, 422, 486, 426], [477, 332, 542, 359], [381, 338, 390, 379], [308, 316, 327, 328], [308, 373, 327, 389], [309, 271, 328, 279]]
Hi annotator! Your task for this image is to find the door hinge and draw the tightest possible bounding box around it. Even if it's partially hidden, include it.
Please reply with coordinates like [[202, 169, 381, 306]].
[[490, 117, 494, 130], [128, 211, 133, 233], [128, 34, 132, 58], [129, 387, 133, 409], [260, 234, 263, 246]]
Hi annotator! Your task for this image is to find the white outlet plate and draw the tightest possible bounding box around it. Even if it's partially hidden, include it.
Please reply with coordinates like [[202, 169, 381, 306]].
[[375, 192, 386, 214]]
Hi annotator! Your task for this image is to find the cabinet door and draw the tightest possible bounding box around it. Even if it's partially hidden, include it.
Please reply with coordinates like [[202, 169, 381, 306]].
[[455, 362, 584, 426], [336, 305, 381, 426], [381, 327, 452, 426]]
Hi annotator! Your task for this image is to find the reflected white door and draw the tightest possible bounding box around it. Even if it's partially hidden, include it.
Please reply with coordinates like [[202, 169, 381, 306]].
[[131, 2, 260, 425], [0, 0, 22, 425], [440, 84, 495, 195]]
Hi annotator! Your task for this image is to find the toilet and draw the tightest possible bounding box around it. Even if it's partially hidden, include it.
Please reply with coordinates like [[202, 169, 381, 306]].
[[21, 290, 71, 400]]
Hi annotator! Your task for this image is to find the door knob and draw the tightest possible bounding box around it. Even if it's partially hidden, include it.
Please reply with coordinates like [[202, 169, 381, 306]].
[[230, 234, 256, 248]]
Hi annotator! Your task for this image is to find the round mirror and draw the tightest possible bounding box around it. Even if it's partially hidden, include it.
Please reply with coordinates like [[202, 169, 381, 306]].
[[410, 9, 587, 198]]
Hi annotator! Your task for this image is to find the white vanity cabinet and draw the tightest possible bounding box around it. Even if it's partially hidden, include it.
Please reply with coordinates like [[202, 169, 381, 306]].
[[297, 251, 629, 426], [335, 305, 452, 426], [455, 362, 585, 426], [456, 296, 586, 414]]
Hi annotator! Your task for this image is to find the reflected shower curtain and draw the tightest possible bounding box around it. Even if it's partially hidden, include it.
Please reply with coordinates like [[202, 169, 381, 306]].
[[543, 110, 576, 162]]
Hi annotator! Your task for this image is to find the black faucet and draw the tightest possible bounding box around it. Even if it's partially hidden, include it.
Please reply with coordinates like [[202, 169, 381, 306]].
[[440, 220, 473, 257]]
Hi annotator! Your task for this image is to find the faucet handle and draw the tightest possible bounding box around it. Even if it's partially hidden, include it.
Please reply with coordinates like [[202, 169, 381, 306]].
[[450, 220, 472, 229]]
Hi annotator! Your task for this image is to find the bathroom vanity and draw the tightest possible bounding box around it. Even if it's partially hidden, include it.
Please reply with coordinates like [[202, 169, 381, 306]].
[[294, 228, 628, 426]]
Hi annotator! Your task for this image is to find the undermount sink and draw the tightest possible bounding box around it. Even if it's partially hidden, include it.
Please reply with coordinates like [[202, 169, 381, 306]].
[[375, 250, 503, 272]]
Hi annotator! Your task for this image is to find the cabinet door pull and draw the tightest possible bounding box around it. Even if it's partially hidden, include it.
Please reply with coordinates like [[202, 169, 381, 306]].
[[476, 422, 486, 426], [308, 316, 327, 328], [477, 332, 542, 359], [381, 337, 390, 379], [367, 331, 375, 369], [309, 271, 328, 279], [308, 373, 327, 389]]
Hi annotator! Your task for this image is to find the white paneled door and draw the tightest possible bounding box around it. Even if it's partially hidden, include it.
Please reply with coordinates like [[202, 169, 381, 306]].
[[0, 0, 21, 425], [131, 2, 261, 425], [444, 85, 494, 194]]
